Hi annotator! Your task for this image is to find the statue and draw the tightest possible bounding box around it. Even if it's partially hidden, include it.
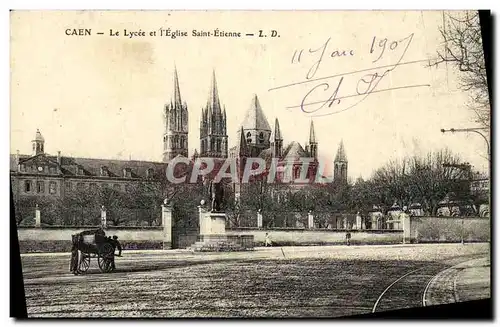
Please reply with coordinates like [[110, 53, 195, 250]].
[[208, 180, 224, 212]]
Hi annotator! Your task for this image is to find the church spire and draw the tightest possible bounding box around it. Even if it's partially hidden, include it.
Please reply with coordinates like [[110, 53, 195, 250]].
[[207, 69, 221, 114], [173, 66, 182, 107], [309, 119, 316, 144], [274, 118, 282, 141], [335, 139, 347, 162]]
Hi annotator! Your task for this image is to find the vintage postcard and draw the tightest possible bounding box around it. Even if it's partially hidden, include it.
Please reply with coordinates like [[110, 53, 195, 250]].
[[10, 10, 491, 318]]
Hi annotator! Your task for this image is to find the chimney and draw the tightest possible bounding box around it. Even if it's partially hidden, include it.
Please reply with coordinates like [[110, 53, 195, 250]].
[[57, 151, 61, 165]]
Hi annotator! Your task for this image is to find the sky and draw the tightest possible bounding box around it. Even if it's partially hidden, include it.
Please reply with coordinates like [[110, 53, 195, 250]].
[[10, 10, 490, 179]]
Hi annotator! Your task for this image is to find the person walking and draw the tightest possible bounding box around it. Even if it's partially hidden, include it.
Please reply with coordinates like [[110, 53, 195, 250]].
[[345, 230, 351, 246], [264, 232, 272, 247]]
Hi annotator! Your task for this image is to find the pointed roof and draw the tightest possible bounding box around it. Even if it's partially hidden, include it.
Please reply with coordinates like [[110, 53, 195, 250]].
[[335, 140, 347, 162], [173, 67, 182, 107], [274, 118, 282, 140], [33, 129, 44, 142], [309, 120, 316, 144], [238, 126, 248, 156], [207, 70, 222, 113], [283, 141, 308, 160], [241, 94, 271, 131]]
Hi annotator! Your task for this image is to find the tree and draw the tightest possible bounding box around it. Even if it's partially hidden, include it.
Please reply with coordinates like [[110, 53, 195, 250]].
[[431, 11, 490, 128]]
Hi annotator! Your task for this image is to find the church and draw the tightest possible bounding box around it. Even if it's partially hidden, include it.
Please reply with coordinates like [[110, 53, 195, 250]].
[[10, 68, 348, 204]]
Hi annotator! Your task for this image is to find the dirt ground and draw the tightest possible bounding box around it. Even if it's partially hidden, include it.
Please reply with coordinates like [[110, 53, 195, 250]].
[[20, 243, 490, 318]]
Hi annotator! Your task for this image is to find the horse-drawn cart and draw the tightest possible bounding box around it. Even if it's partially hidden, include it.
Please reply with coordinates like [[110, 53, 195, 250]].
[[71, 228, 116, 273]]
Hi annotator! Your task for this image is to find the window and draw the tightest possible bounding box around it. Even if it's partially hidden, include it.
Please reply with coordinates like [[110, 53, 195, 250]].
[[76, 182, 84, 191], [123, 168, 132, 178], [125, 184, 133, 193], [24, 180, 32, 192], [20, 164, 25, 172], [89, 183, 97, 192], [146, 168, 154, 179], [100, 166, 108, 176], [216, 139, 221, 152], [65, 181, 72, 190], [49, 167, 56, 174], [258, 132, 265, 144], [113, 184, 121, 191], [49, 182, 57, 194], [36, 181, 44, 193]]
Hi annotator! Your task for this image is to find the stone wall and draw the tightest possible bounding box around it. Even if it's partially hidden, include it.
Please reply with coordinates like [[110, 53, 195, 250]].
[[410, 216, 490, 243], [226, 228, 403, 246]]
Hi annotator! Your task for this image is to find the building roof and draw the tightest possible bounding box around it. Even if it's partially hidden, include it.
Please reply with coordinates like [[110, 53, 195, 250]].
[[33, 129, 44, 142], [282, 141, 309, 161], [241, 94, 271, 132], [10, 153, 166, 179]]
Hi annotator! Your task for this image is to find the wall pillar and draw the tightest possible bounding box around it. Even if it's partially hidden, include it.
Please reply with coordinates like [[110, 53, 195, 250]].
[[100, 205, 107, 228], [257, 209, 263, 228], [356, 212, 362, 230], [308, 211, 314, 229], [162, 202, 172, 249], [199, 202, 210, 235], [402, 213, 411, 244], [35, 204, 41, 228]]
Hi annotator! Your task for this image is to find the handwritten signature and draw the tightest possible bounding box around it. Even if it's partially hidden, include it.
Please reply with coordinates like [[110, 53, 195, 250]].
[[270, 33, 431, 117]]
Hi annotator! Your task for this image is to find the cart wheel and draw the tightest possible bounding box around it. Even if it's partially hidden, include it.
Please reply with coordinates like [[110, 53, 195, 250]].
[[78, 254, 90, 273], [98, 243, 114, 273]]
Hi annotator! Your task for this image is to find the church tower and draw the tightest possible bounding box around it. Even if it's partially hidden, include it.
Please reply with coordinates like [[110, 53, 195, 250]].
[[241, 94, 272, 157], [334, 140, 348, 184], [308, 120, 318, 160], [163, 68, 189, 162], [32, 129, 45, 156], [200, 70, 228, 158]]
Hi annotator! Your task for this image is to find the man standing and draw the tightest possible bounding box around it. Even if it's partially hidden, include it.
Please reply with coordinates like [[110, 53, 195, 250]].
[[70, 234, 81, 275], [109, 235, 122, 271]]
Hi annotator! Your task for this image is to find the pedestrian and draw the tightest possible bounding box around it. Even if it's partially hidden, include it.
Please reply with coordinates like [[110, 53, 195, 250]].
[[346, 230, 351, 246], [109, 235, 122, 271], [70, 234, 81, 275], [264, 232, 272, 247]]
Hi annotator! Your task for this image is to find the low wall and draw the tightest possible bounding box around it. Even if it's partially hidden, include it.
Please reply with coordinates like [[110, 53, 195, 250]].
[[410, 216, 490, 243], [226, 228, 403, 246], [17, 226, 165, 253]]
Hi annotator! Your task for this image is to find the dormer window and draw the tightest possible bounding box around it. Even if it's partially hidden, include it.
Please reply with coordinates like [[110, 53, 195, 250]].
[[76, 167, 84, 175], [146, 168, 154, 179], [100, 166, 108, 177], [259, 132, 265, 144], [123, 168, 132, 178], [19, 164, 26, 172]]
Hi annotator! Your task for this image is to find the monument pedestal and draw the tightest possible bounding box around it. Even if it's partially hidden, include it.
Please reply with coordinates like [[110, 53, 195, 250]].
[[192, 208, 253, 252]]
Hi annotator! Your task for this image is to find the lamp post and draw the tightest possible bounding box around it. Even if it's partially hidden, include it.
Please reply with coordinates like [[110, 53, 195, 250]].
[[440, 127, 490, 245]]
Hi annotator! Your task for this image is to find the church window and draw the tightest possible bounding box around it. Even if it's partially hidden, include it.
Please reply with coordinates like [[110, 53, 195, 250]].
[[216, 139, 221, 152], [24, 180, 32, 193], [49, 182, 57, 194], [36, 181, 44, 193], [174, 135, 179, 149], [259, 132, 264, 144], [210, 139, 215, 151]]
